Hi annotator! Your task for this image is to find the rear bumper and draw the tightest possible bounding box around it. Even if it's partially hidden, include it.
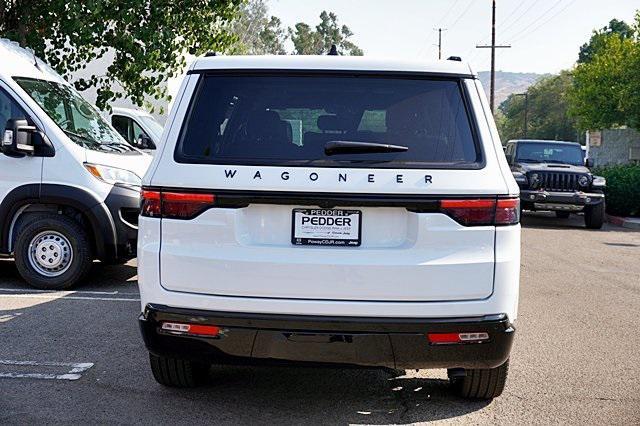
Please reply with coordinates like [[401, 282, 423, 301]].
[[139, 304, 515, 370], [520, 189, 604, 210]]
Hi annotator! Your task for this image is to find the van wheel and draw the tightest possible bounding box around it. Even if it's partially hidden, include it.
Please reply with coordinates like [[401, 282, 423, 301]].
[[555, 211, 570, 219], [448, 359, 509, 399], [149, 353, 210, 387], [14, 214, 92, 290], [584, 202, 605, 229]]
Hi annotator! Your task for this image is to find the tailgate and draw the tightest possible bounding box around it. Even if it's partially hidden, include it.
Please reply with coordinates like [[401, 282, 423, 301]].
[[159, 193, 496, 302]]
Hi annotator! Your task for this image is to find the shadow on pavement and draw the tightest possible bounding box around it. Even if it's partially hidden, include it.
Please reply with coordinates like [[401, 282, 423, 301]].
[[181, 365, 492, 424], [521, 211, 615, 231], [0, 283, 491, 424]]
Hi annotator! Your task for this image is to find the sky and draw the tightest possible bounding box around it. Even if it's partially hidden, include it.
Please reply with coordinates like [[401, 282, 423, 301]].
[[268, 0, 639, 74]]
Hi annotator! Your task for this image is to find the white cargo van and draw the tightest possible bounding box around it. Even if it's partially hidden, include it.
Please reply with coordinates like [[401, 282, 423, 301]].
[[109, 107, 162, 151], [0, 39, 151, 289], [138, 55, 520, 399]]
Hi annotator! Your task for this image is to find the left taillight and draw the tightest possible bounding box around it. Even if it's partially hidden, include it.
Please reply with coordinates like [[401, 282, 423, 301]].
[[141, 190, 161, 217], [141, 189, 215, 220], [439, 197, 520, 226]]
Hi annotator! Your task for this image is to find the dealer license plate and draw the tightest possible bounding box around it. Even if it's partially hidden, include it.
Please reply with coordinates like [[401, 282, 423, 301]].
[[291, 209, 361, 246]]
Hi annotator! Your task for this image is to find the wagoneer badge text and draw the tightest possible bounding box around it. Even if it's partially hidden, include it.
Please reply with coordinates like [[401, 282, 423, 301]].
[[224, 169, 434, 184]]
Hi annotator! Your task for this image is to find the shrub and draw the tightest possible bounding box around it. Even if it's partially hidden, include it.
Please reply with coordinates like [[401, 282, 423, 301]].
[[594, 165, 640, 216]]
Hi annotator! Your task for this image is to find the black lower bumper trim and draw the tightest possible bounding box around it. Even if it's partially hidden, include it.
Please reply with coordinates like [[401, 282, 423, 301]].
[[139, 304, 515, 370]]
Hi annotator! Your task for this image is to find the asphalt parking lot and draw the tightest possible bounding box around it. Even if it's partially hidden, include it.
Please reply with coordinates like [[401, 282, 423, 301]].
[[0, 213, 639, 425]]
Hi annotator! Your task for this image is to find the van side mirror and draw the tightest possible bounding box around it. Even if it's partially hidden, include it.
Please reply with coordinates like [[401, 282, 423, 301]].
[[136, 133, 156, 150], [2, 119, 35, 157], [585, 158, 594, 168]]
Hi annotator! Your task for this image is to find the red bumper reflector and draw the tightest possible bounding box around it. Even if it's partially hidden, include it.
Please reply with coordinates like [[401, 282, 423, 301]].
[[427, 333, 461, 344], [427, 332, 489, 345], [161, 322, 221, 337]]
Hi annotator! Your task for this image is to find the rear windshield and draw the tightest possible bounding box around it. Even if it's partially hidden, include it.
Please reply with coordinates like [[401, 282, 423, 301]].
[[176, 74, 481, 168]]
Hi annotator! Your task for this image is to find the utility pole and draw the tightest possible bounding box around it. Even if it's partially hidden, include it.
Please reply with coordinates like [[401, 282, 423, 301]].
[[514, 92, 529, 138], [476, 0, 511, 114], [434, 28, 447, 60]]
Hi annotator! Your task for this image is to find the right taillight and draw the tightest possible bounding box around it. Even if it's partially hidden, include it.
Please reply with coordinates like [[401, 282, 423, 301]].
[[439, 197, 519, 226], [141, 189, 215, 220], [494, 198, 520, 225]]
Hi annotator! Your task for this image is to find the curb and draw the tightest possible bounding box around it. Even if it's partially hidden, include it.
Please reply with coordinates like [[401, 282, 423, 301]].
[[606, 214, 640, 230]]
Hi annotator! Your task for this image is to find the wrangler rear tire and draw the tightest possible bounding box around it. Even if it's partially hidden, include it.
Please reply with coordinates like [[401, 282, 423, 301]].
[[149, 353, 210, 387], [449, 359, 509, 399]]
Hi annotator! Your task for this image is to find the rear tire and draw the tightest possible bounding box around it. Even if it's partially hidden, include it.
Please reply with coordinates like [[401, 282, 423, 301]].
[[555, 211, 570, 219], [448, 359, 509, 399], [149, 353, 210, 387], [584, 202, 605, 229], [14, 214, 92, 290]]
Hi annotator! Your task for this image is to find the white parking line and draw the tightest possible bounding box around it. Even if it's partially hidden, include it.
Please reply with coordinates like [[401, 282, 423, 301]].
[[0, 313, 22, 322], [0, 360, 94, 380], [0, 293, 139, 302], [0, 288, 140, 296]]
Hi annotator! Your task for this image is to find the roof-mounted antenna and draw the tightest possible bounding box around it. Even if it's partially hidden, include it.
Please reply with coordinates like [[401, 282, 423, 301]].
[[327, 45, 338, 56], [31, 50, 42, 71], [205, 51, 217, 57]]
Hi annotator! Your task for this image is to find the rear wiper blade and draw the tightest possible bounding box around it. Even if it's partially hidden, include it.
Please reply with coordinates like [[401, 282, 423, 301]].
[[518, 158, 542, 163], [324, 140, 408, 156]]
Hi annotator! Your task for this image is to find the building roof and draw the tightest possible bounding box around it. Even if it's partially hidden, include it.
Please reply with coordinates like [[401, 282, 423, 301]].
[[0, 38, 67, 84], [191, 55, 476, 77]]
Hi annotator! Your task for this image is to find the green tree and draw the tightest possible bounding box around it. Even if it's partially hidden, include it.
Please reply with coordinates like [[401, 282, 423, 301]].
[[0, 0, 242, 110], [498, 72, 580, 142], [290, 11, 363, 55], [231, 0, 287, 55], [578, 18, 634, 64], [569, 22, 640, 130]]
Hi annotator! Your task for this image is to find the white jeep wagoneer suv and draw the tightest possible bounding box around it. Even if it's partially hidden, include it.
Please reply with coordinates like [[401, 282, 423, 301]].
[[138, 55, 520, 399]]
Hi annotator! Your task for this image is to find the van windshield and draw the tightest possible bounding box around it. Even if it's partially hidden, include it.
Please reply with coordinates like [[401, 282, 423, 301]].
[[14, 78, 134, 152], [138, 115, 164, 140], [176, 74, 481, 168]]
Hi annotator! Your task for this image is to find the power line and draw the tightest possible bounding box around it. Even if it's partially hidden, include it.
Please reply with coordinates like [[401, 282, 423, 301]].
[[448, 0, 474, 30], [419, 0, 472, 58], [418, 0, 462, 57], [438, 0, 463, 27], [501, 0, 531, 25], [503, 0, 564, 41], [498, 0, 539, 36], [472, 0, 534, 50], [509, 0, 579, 43]]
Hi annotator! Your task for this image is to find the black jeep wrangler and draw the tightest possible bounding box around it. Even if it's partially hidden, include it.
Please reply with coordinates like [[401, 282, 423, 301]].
[[504, 139, 606, 229]]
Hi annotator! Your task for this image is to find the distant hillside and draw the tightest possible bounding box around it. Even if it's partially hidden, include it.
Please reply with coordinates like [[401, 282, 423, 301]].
[[478, 71, 547, 107]]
